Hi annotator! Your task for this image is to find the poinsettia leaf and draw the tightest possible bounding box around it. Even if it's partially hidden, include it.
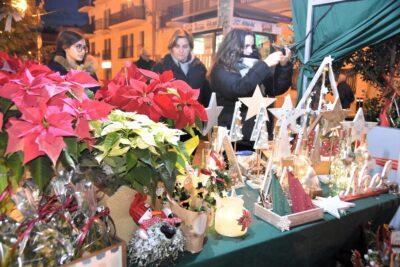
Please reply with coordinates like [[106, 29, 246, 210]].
[[26, 156, 54, 191], [127, 164, 156, 193], [85, 88, 94, 99], [0, 159, 8, 193], [160, 151, 177, 176], [0, 132, 7, 156], [0, 98, 12, 114], [58, 149, 76, 171], [5, 152, 23, 186], [125, 150, 138, 172], [134, 148, 152, 165], [102, 132, 120, 153], [108, 145, 130, 157], [183, 135, 199, 156], [137, 68, 159, 80], [101, 122, 124, 136], [64, 137, 79, 162], [159, 165, 176, 195], [184, 125, 196, 137]]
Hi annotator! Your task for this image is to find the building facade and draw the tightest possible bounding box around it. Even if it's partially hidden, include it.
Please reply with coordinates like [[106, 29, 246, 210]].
[[79, 0, 292, 81]]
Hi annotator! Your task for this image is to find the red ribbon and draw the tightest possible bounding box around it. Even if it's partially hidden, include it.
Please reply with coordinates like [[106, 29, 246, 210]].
[[374, 157, 398, 170], [76, 207, 110, 250], [11, 195, 78, 256]]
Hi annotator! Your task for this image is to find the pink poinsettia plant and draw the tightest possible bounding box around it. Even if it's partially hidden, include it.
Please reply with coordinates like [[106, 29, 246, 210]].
[[0, 52, 113, 189], [95, 62, 208, 130]]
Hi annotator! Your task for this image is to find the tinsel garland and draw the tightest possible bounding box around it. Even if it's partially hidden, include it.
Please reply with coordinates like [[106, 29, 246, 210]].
[[127, 222, 185, 266]]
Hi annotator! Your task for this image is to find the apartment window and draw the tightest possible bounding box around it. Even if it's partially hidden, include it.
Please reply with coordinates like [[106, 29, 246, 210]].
[[119, 34, 134, 58], [104, 9, 110, 28], [130, 33, 134, 57], [103, 39, 111, 60], [139, 31, 144, 47], [104, 69, 112, 81], [89, 42, 96, 55]]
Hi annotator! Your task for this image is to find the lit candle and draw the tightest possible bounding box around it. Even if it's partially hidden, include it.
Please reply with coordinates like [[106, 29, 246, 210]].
[[215, 196, 248, 237]]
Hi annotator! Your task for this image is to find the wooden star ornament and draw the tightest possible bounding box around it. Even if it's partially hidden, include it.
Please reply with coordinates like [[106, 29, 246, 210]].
[[320, 98, 349, 135], [341, 108, 377, 142], [201, 92, 223, 136], [239, 85, 276, 121], [312, 196, 355, 219], [269, 95, 306, 133]]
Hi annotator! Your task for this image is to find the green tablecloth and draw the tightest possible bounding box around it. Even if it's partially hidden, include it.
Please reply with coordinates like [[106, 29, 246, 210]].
[[176, 188, 400, 267]]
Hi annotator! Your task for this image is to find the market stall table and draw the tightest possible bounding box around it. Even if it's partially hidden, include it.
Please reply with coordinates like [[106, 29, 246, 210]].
[[176, 187, 400, 267]]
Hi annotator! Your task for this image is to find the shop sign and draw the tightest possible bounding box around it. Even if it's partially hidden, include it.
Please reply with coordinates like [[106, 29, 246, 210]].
[[232, 17, 281, 35], [184, 17, 219, 33]]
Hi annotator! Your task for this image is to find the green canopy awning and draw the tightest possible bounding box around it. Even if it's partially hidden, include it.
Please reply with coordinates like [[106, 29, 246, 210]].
[[291, 0, 400, 101]]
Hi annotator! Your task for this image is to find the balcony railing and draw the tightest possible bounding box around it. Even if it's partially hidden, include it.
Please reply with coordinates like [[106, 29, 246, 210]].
[[102, 50, 111, 60], [78, 0, 94, 9], [234, 0, 261, 4], [109, 6, 145, 26], [95, 18, 109, 31], [167, 0, 218, 19], [81, 23, 94, 34], [118, 46, 134, 59]]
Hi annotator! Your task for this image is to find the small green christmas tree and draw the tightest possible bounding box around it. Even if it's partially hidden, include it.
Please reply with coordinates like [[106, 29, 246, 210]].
[[271, 170, 291, 216]]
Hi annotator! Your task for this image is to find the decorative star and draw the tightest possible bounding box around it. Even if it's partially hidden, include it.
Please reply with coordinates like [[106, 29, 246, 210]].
[[277, 215, 291, 232], [320, 98, 349, 135], [239, 85, 276, 121], [201, 92, 223, 136], [273, 118, 292, 160], [312, 196, 355, 219], [269, 95, 306, 133], [341, 108, 377, 142]]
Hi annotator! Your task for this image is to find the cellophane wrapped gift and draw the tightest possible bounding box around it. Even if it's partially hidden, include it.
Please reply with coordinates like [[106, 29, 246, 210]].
[[0, 171, 116, 266]]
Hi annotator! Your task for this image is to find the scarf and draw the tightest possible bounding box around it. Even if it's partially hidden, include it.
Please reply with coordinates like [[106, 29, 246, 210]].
[[171, 54, 194, 76], [53, 55, 97, 74]]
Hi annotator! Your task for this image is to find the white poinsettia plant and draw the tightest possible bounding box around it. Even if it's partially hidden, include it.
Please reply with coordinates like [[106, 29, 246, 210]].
[[91, 110, 191, 196]]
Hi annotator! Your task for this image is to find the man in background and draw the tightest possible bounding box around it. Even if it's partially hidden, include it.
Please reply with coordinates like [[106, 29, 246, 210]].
[[135, 46, 155, 70], [337, 72, 355, 109]]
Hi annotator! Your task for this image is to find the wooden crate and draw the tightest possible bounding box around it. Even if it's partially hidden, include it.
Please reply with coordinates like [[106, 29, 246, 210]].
[[254, 203, 324, 231], [65, 238, 126, 267]]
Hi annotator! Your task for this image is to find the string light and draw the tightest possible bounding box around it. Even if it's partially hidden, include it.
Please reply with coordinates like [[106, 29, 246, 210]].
[[11, 0, 27, 14]]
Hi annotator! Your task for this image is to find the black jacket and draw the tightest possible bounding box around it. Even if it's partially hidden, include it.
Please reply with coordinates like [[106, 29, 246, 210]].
[[47, 56, 100, 94], [210, 60, 293, 145], [152, 54, 211, 106], [135, 57, 155, 70], [337, 81, 355, 109]]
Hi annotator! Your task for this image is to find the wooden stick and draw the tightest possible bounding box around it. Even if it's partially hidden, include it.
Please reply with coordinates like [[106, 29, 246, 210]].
[[256, 149, 261, 182]]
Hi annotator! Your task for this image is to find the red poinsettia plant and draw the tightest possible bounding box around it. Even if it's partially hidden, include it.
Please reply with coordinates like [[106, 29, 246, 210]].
[[0, 52, 113, 190], [95, 62, 208, 130]]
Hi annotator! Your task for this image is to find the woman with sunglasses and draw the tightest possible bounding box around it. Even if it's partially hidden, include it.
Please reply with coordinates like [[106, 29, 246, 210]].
[[210, 28, 293, 150], [48, 30, 99, 93]]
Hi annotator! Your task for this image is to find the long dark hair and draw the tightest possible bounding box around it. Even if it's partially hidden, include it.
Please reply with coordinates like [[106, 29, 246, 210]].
[[55, 30, 85, 58], [212, 28, 255, 72]]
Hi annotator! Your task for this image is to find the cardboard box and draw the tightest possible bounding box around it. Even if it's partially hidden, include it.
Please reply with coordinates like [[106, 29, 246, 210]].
[[65, 239, 126, 267]]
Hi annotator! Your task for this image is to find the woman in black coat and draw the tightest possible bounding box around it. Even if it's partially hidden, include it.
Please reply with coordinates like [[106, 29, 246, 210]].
[[210, 28, 293, 149], [152, 29, 211, 106], [48, 30, 100, 94]]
